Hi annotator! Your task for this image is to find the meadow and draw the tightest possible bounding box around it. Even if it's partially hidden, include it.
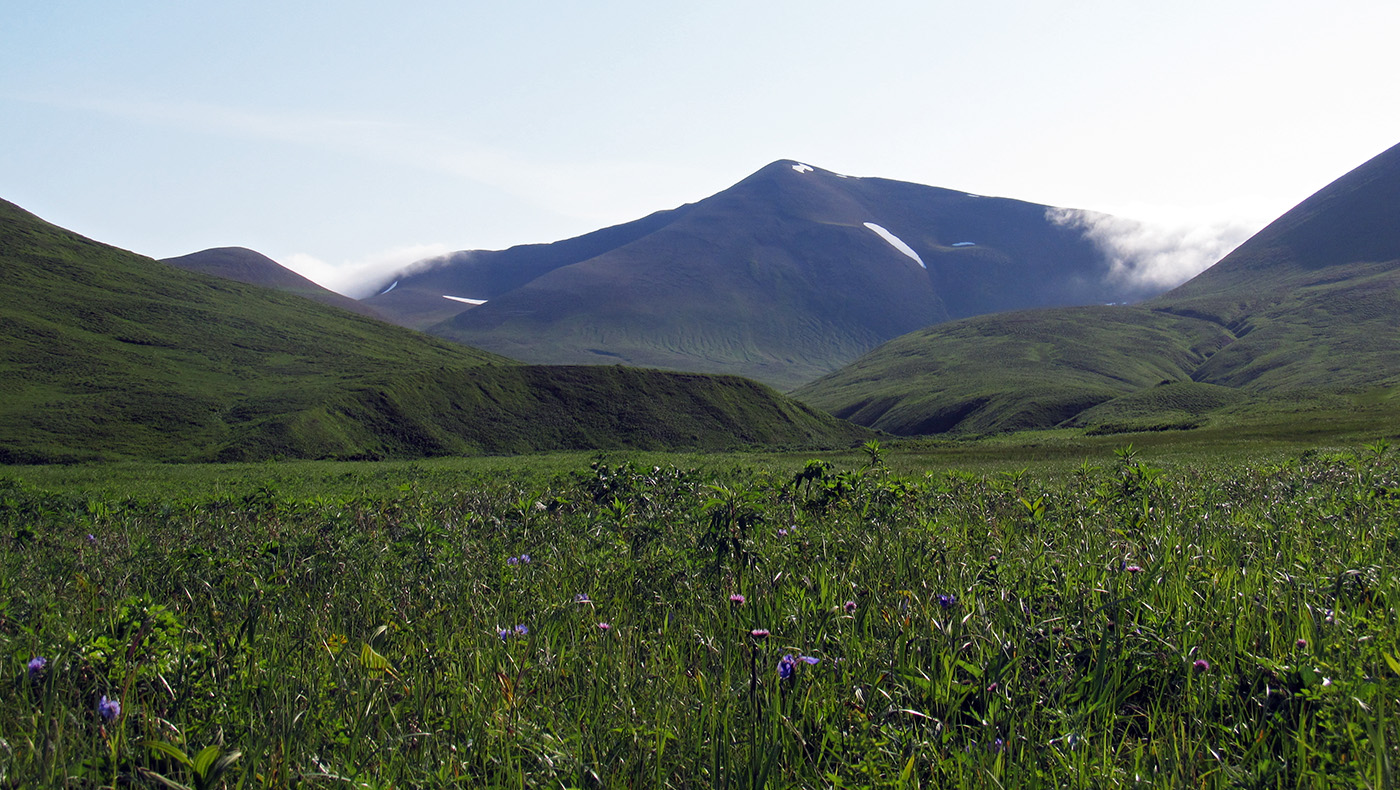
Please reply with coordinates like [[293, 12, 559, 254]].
[[2, 441, 1398, 788]]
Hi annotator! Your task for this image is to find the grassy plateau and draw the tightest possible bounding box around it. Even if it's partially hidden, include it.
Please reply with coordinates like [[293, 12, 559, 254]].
[[2, 441, 1398, 788]]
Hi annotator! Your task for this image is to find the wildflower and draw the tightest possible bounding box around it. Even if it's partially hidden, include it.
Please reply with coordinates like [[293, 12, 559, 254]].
[[86, 534, 97, 545], [1124, 565, 1143, 574], [575, 593, 591, 603], [27, 656, 46, 679], [506, 556, 519, 566], [844, 600, 857, 614], [1296, 638, 1308, 649], [498, 628, 512, 640], [729, 594, 745, 605], [777, 529, 789, 537], [97, 695, 121, 722], [750, 629, 770, 639], [513, 624, 529, 637], [937, 594, 957, 610], [777, 654, 819, 680], [519, 554, 531, 564], [1193, 659, 1210, 674], [598, 622, 611, 631]]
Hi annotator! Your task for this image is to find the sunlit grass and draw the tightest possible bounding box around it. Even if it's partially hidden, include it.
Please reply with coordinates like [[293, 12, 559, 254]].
[[2, 444, 1398, 787]]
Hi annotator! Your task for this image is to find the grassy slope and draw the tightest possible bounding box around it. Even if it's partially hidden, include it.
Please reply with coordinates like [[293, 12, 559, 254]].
[[0, 200, 870, 461], [792, 306, 1235, 435]]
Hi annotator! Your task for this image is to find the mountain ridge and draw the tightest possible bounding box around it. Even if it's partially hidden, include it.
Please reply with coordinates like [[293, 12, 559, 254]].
[[367, 160, 1160, 389]]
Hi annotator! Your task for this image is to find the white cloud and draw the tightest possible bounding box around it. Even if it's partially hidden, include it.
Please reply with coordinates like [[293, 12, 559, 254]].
[[283, 243, 453, 298], [1046, 207, 1260, 292]]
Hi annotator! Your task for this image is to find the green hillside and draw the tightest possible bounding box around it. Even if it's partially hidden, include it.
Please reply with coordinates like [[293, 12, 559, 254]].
[[0, 199, 870, 462], [792, 306, 1235, 435], [794, 141, 1400, 437]]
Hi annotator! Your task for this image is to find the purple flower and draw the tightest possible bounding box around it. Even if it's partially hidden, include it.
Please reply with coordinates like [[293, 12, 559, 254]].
[[729, 594, 745, 605], [777, 529, 789, 537], [1124, 565, 1143, 574], [27, 656, 45, 679], [844, 600, 857, 614], [937, 594, 958, 610], [597, 622, 611, 631], [514, 624, 529, 637], [519, 554, 531, 564], [97, 695, 120, 722], [506, 556, 519, 566], [1296, 638, 1308, 648], [498, 628, 512, 640], [575, 593, 591, 603], [86, 534, 97, 545], [750, 629, 770, 639], [1193, 659, 1210, 674], [778, 654, 819, 680]]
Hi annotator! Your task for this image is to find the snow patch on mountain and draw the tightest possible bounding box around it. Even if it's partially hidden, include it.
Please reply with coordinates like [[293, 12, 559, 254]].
[[791, 163, 814, 174], [379, 280, 398, 295], [443, 295, 487, 305], [863, 223, 926, 268]]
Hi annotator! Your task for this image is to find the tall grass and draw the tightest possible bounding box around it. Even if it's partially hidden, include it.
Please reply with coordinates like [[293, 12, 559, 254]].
[[1, 445, 1397, 787]]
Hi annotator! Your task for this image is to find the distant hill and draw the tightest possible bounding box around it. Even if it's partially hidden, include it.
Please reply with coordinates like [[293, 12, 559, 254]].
[[162, 246, 385, 319], [364, 161, 1156, 389], [794, 140, 1400, 435], [0, 199, 871, 462]]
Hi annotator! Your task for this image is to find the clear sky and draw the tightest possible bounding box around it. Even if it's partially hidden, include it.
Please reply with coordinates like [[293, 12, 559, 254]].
[[4, 1, 1398, 296]]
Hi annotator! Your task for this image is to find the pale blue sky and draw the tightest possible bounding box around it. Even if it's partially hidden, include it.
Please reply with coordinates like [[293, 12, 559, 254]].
[[4, 1, 1398, 295]]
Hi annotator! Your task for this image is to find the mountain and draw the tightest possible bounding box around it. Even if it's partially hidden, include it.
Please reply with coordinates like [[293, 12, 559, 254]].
[[793, 141, 1400, 435], [0, 199, 871, 463], [162, 247, 385, 319], [364, 161, 1157, 389]]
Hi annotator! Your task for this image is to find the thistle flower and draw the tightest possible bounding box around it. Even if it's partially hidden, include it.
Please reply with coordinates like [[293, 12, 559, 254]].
[[750, 629, 770, 639], [1193, 659, 1210, 674], [729, 594, 745, 605], [597, 622, 611, 631], [1124, 565, 1143, 574], [27, 656, 45, 679], [843, 600, 857, 614], [97, 695, 120, 722]]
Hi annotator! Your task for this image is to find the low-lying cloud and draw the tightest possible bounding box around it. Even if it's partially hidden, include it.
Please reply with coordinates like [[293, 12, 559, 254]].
[[1047, 207, 1260, 294], [283, 243, 453, 298]]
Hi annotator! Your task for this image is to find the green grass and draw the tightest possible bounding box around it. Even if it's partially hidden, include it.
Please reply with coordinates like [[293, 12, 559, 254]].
[[2, 443, 1399, 787], [0, 199, 871, 463]]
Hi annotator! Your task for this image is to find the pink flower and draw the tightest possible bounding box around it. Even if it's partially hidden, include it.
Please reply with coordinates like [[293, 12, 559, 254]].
[[729, 594, 745, 605], [750, 629, 770, 639]]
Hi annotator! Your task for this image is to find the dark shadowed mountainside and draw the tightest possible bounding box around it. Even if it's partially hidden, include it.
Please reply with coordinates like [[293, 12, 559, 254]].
[[162, 246, 386, 319], [365, 161, 1155, 389]]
